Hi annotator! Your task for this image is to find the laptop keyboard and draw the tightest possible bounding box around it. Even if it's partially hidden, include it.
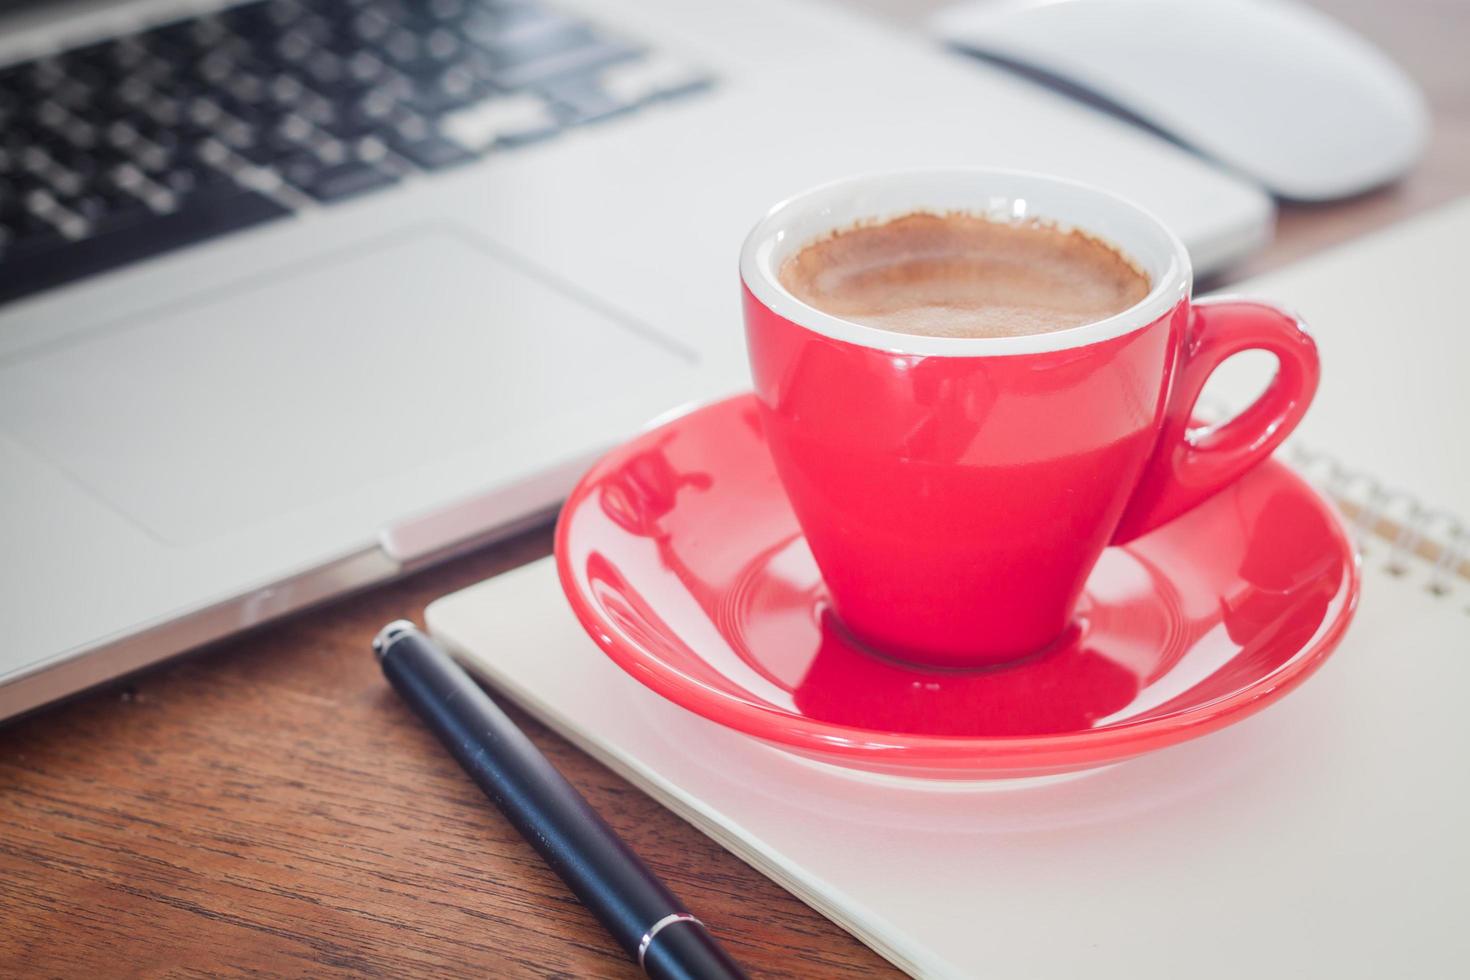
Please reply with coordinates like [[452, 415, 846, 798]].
[[0, 0, 712, 305]]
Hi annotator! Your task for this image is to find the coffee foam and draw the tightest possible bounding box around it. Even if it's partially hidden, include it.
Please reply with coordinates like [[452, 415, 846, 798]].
[[777, 212, 1151, 339]]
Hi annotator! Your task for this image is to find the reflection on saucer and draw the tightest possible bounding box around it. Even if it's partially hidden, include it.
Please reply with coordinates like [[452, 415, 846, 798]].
[[557, 394, 1359, 779], [792, 613, 1140, 736]]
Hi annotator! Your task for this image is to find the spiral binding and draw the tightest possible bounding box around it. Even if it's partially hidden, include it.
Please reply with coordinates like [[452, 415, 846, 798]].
[[1194, 400, 1469, 614]]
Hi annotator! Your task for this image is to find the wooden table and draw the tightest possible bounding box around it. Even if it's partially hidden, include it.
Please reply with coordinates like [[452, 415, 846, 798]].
[[4, 2, 1466, 976]]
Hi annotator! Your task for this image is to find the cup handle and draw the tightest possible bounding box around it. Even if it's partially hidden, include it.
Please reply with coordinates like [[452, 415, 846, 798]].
[[1111, 298, 1320, 544]]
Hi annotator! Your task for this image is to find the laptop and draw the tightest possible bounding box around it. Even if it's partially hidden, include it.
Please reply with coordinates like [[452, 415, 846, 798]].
[[0, 0, 1272, 718]]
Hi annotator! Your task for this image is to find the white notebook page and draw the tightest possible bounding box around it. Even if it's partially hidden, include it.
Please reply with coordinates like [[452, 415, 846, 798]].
[[428, 556, 1470, 980]]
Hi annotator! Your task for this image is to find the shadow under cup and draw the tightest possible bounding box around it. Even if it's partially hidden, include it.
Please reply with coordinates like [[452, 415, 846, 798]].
[[739, 169, 1316, 668]]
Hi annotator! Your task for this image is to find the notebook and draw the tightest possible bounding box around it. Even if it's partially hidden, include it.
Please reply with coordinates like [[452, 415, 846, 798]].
[[1204, 196, 1469, 575], [426, 200, 1470, 978]]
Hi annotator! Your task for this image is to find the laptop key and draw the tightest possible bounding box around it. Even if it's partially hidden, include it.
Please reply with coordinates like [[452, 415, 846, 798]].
[[275, 148, 326, 186], [597, 57, 715, 106], [488, 40, 641, 91], [388, 133, 476, 170], [541, 75, 635, 126], [404, 70, 487, 115], [155, 160, 235, 199], [0, 186, 290, 305], [69, 188, 152, 232], [294, 160, 397, 202], [439, 92, 559, 150]]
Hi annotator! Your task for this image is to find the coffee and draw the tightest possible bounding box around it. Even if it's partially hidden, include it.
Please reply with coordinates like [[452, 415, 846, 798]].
[[777, 212, 1150, 339]]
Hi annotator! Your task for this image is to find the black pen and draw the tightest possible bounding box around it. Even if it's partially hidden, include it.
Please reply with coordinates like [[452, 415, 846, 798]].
[[373, 621, 747, 980]]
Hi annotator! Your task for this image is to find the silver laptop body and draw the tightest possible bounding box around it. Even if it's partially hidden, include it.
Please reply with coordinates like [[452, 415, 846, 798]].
[[0, 0, 1272, 717]]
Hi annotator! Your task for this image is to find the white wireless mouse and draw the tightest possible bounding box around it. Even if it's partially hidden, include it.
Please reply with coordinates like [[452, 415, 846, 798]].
[[929, 0, 1429, 200]]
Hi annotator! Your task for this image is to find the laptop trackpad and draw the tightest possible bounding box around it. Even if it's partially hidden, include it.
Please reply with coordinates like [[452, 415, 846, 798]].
[[0, 228, 692, 545]]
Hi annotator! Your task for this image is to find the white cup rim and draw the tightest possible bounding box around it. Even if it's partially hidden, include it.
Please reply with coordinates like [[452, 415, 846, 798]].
[[739, 167, 1193, 357]]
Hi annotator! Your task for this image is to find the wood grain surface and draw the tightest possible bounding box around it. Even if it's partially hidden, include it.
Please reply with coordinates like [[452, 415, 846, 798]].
[[3, 2, 1467, 976]]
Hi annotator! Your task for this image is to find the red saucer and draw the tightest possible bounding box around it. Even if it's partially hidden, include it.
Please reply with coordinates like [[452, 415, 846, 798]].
[[556, 395, 1359, 780]]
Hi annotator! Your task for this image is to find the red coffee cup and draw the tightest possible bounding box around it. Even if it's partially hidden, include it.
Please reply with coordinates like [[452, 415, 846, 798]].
[[740, 169, 1319, 667]]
